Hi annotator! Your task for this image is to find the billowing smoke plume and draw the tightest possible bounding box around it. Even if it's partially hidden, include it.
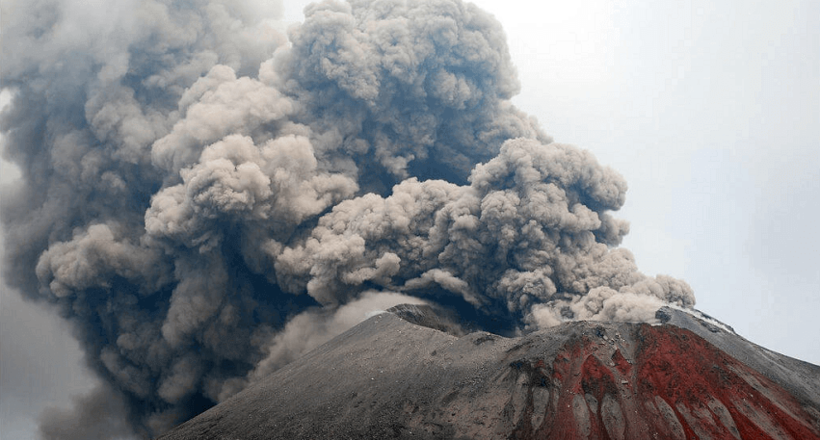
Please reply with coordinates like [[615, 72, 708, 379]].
[[0, 0, 694, 437]]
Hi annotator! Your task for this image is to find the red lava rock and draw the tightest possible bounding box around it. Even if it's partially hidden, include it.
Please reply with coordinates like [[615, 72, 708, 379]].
[[611, 349, 632, 377], [635, 326, 819, 440]]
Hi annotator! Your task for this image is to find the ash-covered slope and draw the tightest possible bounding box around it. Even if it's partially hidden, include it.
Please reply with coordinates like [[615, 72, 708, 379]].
[[158, 307, 820, 440]]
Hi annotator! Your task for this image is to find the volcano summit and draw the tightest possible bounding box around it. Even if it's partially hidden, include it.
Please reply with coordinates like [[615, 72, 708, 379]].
[[158, 305, 820, 439]]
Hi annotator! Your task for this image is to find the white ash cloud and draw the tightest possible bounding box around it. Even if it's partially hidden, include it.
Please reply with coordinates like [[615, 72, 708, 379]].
[[1, 0, 693, 437], [246, 291, 427, 387]]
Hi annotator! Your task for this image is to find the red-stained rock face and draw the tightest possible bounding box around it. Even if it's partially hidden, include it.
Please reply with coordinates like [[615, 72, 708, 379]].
[[637, 326, 818, 440], [501, 325, 820, 440], [159, 308, 820, 440]]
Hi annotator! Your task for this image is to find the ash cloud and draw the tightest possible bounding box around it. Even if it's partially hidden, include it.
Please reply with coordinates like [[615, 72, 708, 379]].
[[37, 384, 134, 440], [0, 0, 693, 437]]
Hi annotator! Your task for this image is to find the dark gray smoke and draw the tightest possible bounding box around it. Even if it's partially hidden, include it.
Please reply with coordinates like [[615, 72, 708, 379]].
[[0, 0, 694, 438]]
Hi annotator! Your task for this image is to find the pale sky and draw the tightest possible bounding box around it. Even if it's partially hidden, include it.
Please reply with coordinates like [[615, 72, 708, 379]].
[[1, 0, 818, 438]]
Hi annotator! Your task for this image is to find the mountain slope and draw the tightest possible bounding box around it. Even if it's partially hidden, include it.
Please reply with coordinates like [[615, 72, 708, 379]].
[[158, 307, 820, 439]]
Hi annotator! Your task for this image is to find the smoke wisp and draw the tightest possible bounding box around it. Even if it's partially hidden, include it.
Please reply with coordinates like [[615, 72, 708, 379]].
[[0, 0, 694, 437]]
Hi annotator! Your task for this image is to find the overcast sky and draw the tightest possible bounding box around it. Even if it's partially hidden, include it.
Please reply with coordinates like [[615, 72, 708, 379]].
[[1, 0, 817, 438]]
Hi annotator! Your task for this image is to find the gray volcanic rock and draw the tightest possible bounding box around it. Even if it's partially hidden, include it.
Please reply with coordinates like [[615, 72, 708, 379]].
[[385, 303, 468, 337], [158, 307, 820, 440]]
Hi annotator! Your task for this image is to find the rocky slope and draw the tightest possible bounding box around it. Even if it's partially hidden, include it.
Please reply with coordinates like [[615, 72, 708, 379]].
[[157, 306, 820, 439]]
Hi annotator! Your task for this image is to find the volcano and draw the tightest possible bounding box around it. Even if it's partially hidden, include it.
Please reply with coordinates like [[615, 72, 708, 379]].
[[157, 306, 820, 440]]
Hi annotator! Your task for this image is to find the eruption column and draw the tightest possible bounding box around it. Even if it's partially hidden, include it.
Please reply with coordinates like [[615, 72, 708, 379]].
[[0, 0, 693, 437]]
